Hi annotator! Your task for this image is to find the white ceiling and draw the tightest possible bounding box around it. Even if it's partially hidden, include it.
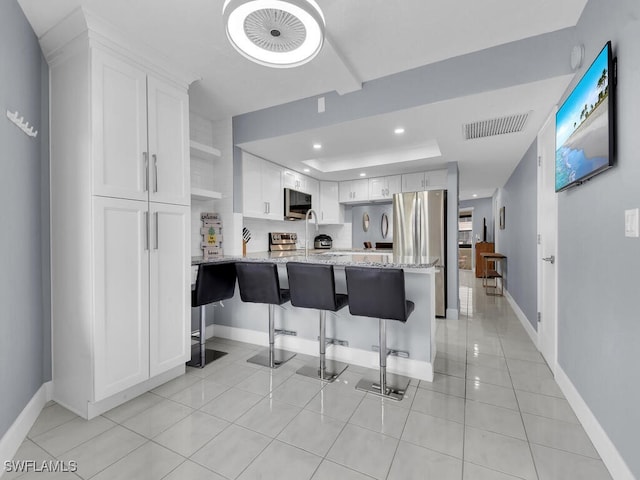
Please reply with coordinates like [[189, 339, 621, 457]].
[[18, 0, 588, 200]]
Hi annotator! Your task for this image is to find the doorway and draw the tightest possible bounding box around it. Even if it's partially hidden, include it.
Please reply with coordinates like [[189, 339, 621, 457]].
[[537, 111, 558, 372], [458, 210, 473, 270]]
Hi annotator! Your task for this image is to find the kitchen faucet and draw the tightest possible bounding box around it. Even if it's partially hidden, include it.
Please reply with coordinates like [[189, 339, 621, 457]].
[[305, 209, 319, 258]]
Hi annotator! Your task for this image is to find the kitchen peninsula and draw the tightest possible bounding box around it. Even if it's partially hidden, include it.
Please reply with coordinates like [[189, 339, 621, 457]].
[[193, 251, 439, 381]]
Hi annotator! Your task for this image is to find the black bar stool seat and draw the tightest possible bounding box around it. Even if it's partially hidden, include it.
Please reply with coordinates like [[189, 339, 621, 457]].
[[286, 262, 349, 382], [189, 262, 237, 368], [235, 262, 296, 368], [345, 266, 414, 401]]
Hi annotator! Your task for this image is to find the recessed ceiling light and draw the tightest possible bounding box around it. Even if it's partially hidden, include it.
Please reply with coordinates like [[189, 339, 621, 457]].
[[222, 0, 325, 68], [313, 143, 322, 150], [303, 168, 310, 172], [472, 194, 478, 198], [394, 127, 405, 135], [359, 173, 366, 177]]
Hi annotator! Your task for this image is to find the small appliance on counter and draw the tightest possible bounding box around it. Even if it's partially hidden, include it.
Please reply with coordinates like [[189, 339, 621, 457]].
[[314, 234, 332, 249], [269, 232, 297, 251]]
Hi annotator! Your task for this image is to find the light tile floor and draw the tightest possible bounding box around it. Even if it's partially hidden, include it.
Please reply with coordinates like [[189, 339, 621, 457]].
[[6, 271, 614, 479]]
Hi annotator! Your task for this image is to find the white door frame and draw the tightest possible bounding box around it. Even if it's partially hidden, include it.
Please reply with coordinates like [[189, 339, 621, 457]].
[[537, 109, 559, 373]]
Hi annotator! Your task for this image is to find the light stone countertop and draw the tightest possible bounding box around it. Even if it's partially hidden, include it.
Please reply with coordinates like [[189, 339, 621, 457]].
[[191, 249, 439, 270]]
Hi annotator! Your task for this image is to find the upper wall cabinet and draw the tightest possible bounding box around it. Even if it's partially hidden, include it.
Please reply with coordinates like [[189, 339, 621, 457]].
[[318, 181, 341, 224], [339, 179, 369, 203], [243, 152, 283, 220], [92, 50, 189, 206], [401, 169, 448, 192], [369, 175, 401, 201]]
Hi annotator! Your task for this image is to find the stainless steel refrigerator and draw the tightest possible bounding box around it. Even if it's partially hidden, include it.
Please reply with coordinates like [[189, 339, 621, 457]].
[[392, 190, 447, 317]]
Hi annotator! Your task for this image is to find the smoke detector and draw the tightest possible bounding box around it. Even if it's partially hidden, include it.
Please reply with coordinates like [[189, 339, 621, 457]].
[[463, 112, 530, 140], [223, 0, 325, 68]]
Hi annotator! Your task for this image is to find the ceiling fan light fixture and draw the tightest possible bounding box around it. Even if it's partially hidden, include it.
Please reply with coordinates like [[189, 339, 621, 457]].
[[222, 0, 325, 68]]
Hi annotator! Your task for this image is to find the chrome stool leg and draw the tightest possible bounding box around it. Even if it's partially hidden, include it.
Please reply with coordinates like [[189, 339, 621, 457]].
[[297, 310, 348, 382], [247, 304, 296, 368], [356, 318, 410, 401], [187, 305, 227, 368]]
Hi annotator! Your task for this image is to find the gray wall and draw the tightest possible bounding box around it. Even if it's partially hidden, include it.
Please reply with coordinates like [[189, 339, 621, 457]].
[[496, 1, 640, 474], [556, 1, 640, 476], [351, 203, 393, 248], [460, 197, 494, 244], [0, 0, 50, 438], [494, 142, 538, 330]]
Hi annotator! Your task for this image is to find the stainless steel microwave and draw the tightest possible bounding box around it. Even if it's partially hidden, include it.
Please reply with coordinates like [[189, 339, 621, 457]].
[[284, 188, 312, 220]]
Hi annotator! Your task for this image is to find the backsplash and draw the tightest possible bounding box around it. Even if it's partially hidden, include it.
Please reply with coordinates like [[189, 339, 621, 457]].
[[243, 218, 352, 253]]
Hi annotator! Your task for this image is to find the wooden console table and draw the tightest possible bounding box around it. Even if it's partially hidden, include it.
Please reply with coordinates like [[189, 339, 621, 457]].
[[480, 252, 506, 296], [475, 242, 494, 277]]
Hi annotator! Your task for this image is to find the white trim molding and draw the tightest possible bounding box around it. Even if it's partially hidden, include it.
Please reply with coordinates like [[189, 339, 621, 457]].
[[504, 289, 538, 347], [0, 382, 52, 469], [555, 366, 635, 480]]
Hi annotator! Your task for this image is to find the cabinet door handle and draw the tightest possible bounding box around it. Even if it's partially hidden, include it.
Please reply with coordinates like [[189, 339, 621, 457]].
[[143, 152, 149, 192], [154, 212, 159, 250], [145, 211, 150, 251], [153, 154, 158, 193]]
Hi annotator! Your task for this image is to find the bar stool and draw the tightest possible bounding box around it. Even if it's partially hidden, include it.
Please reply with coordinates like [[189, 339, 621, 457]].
[[235, 262, 296, 368], [189, 262, 237, 368], [345, 266, 414, 401], [286, 262, 349, 382]]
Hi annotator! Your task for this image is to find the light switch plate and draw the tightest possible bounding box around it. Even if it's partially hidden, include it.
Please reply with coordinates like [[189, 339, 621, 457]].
[[624, 208, 639, 237]]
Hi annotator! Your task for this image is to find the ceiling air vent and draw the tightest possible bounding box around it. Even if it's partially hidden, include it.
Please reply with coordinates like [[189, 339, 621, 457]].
[[463, 112, 530, 140]]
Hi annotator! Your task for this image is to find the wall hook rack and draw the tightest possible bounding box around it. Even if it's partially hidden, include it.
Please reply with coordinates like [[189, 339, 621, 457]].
[[6, 110, 38, 138]]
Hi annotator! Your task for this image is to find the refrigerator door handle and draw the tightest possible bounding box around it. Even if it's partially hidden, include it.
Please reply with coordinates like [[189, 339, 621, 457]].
[[414, 194, 422, 256]]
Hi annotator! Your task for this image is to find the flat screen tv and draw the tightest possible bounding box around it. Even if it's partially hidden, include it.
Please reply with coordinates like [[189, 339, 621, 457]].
[[555, 42, 615, 192]]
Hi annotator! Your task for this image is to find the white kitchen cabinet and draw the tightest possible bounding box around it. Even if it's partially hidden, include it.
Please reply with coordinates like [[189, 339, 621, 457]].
[[243, 151, 283, 220], [93, 197, 150, 400], [401, 169, 448, 192], [306, 176, 320, 212], [48, 31, 191, 418], [402, 172, 426, 192], [93, 198, 190, 400], [149, 203, 190, 377], [318, 181, 341, 224], [92, 50, 189, 206], [369, 175, 401, 201], [339, 179, 369, 203], [283, 169, 317, 196], [283, 169, 303, 191], [425, 169, 448, 190]]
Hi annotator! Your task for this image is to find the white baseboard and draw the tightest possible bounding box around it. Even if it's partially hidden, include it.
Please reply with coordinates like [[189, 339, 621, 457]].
[[0, 381, 52, 469], [504, 289, 538, 347], [555, 366, 634, 480], [213, 324, 433, 382]]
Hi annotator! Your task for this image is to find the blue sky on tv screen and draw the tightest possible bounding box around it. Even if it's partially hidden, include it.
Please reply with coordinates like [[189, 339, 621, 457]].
[[556, 45, 609, 148]]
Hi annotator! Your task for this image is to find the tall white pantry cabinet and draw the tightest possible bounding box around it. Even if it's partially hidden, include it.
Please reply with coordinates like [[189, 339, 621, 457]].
[[47, 19, 191, 418]]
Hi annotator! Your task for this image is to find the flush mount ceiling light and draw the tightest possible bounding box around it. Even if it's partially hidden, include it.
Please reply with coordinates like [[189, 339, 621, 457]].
[[313, 143, 322, 149], [394, 127, 405, 135], [222, 0, 325, 68]]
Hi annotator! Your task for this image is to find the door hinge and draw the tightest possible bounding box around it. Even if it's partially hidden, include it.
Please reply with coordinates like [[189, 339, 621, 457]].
[[537, 234, 541, 245], [537, 312, 541, 323], [538, 156, 542, 167]]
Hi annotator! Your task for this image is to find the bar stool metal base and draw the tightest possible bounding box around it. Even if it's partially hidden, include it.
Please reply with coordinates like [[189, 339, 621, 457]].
[[247, 348, 296, 369], [186, 347, 227, 368], [355, 373, 411, 401], [297, 360, 348, 383]]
